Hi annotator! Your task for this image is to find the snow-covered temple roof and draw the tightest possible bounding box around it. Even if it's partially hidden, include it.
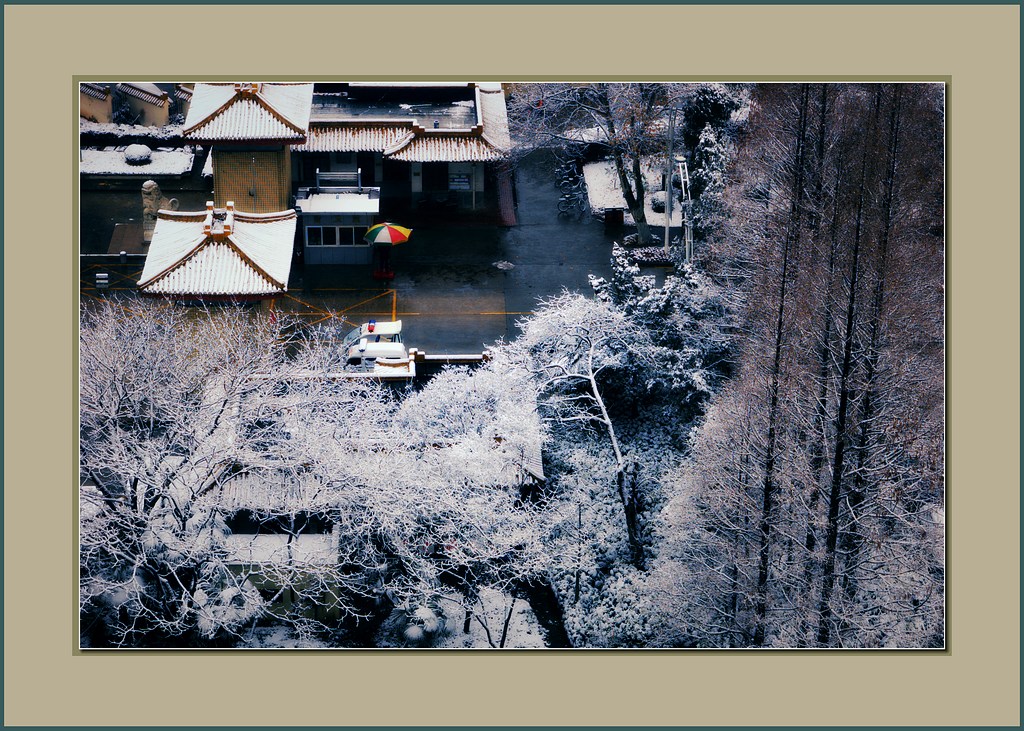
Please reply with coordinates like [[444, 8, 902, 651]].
[[294, 82, 510, 162], [117, 82, 169, 107], [138, 202, 295, 297], [293, 123, 412, 154], [80, 83, 110, 101], [384, 133, 505, 163], [183, 82, 314, 142]]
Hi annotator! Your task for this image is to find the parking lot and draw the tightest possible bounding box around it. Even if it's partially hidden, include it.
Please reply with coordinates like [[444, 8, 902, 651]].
[[80, 152, 619, 355]]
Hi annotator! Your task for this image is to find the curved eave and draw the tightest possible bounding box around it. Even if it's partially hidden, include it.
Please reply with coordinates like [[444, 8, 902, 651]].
[[139, 210, 296, 296]]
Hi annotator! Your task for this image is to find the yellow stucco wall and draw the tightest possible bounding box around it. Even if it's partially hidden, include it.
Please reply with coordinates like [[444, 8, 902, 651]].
[[213, 147, 292, 213], [80, 92, 112, 123], [125, 96, 169, 126]]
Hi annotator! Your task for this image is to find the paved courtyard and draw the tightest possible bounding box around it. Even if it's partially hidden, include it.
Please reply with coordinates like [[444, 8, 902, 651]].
[[80, 152, 620, 354]]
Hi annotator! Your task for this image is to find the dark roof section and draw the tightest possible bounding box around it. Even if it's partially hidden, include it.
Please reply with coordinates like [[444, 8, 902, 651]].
[[80, 83, 111, 101]]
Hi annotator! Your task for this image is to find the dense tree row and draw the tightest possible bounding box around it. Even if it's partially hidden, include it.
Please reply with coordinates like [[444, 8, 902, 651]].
[[653, 83, 945, 647]]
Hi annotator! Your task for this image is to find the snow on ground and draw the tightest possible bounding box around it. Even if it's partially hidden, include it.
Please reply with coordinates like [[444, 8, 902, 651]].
[[563, 125, 608, 143], [79, 148, 195, 176], [583, 156, 683, 228], [240, 625, 332, 649], [433, 587, 547, 649]]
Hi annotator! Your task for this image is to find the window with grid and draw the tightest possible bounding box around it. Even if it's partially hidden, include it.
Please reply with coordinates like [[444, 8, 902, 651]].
[[306, 226, 370, 246]]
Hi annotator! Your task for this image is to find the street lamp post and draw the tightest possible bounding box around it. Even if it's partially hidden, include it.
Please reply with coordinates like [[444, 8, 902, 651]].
[[677, 158, 693, 264]]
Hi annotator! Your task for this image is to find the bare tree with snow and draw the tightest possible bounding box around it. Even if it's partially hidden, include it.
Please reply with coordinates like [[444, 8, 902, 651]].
[[79, 301, 400, 645], [505, 292, 658, 568], [80, 302, 560, 647], [508, 82, 686, 245]]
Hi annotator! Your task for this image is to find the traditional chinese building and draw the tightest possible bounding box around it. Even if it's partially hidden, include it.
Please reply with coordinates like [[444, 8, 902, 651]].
[[294, 82, 512, 214], [182, 82, 314, 212], [137, 202, 297, 299], [135, 81, 514, 290], [138, 83, 310, 299]]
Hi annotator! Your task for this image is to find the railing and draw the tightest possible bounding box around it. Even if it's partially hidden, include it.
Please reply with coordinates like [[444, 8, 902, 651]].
[[316, 168, 361, 188]]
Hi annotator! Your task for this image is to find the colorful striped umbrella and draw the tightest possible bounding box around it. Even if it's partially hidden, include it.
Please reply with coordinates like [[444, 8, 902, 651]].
[[364, 222, 413, 246]]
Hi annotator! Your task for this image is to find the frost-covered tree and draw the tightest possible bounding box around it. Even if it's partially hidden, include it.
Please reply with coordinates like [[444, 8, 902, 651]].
[[80, 303, 562, 648], [354, 359, 559, 645], [508, 82, 687, 245], [506, 292, 660, 568], [649, 83, 944, 648], [689, 123, 731, 242], [679, 82, 744, 153], [592, 245, 732, 406], [79, 301, 325, 645], [78, 302, 436, 646]]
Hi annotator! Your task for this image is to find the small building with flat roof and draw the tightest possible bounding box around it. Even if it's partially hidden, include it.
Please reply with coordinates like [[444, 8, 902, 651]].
[[294, 168, 381, 265]]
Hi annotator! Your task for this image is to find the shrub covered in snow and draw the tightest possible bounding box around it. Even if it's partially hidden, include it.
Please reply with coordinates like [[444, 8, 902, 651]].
[[377, 600, 453, 647], [79, 119, 185, 142], [193, 577, 265, 640], [537, 443, 660, 647], [124, 144, 153, 165], [560, 565, 655, 647], [592, 245, 733, 405], [680, 83, 743, 151], [629, 247, 673, 267], [622, 231, 662, 248]]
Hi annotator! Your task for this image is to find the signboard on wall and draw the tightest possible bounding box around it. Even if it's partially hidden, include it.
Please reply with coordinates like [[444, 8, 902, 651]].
[[449, 172, 472, 191]]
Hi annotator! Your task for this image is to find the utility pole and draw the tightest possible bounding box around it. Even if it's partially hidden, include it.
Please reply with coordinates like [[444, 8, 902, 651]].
[[663, 108, 676, 254]]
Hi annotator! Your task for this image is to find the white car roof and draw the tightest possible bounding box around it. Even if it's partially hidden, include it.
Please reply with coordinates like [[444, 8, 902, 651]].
[[360, 320, 401, 337]]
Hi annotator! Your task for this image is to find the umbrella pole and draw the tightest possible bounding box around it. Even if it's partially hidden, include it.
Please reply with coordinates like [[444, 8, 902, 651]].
[[372, 246, 394, 281]]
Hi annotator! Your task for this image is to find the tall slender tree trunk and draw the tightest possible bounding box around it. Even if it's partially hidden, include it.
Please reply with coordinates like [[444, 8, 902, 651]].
[[753, 85, 810, 647], [799, 85, 838, 647], [728, 443, 751, 646], [816, 92, 882, 645], [598, 86, 653, 245], [845, 85, 903, 608], [586, 345, 644, 569]]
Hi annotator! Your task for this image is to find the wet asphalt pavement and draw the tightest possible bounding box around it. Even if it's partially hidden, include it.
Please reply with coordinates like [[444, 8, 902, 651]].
[[80, 151, 620, 355]]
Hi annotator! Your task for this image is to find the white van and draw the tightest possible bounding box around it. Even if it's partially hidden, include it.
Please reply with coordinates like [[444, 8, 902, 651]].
[[343, 320, 407, 368]]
